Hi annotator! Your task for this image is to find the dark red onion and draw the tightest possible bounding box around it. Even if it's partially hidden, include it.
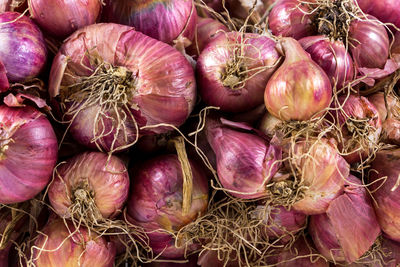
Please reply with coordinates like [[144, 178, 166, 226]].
[[309, 175, 380, 263], [102, 0, 197, 45], [126, 154, 209, 258], [299, 35, 355, 88], [268, 0, 315, 40], [0, 60, 8, 92], [0, 12, 47, 83], [197, 32, 280, 112], [28, 0, 102, 39], [48, 152, 130, 221], [33, 218, 116, 266], [369, 149, 400, 242], [205, 117, 282, 199], [349, 16, 390, 69], [0, 105, 58, 204], [0, 0, 25, 12], [356, 0, 400, 28], [144, 255, 199, 266], [197, 250, 239, 267], [49, 23, 196, 152]]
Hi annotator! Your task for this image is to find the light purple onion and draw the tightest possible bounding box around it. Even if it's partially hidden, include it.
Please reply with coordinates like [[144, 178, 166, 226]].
[[0, 12, 47, 83], [0, 105, 58, 204], [299, 35, 354, 88]]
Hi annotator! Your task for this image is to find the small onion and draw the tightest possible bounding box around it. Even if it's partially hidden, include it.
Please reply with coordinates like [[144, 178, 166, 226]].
[[28, 0, 102, 39], [33, 218, 116, 267], [205, 117, 282, 199], [264, 37, 332, 121], [102, 0, 197, 45], [197, 32, 280, 112], [268, 0, 315, 40], [0, 60, 8, 92], [48, 152, 129, 221], [0, 105, 58, 204], [356, 0, 400, 28], [259, 112, 283, 137], [49, 23, 196, 152], [369, 149, 400, 242], [309, 175, 380, 263], [0, 12, 47, 83], [126, 154, 209, 258], [349, 16, 390, 69], [299, 36, 355, 88]]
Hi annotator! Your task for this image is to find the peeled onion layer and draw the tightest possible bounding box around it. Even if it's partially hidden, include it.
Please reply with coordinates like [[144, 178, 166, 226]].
[[49, 23, 196, 152], [0, 105, 58, 204], [196, 31, 280, 112]]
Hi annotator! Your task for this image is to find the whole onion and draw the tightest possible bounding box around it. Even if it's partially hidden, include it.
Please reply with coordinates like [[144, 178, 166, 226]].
[[197, 32, 280, 112], [126, 154, 209, 258], [205, 117, 282, 199], [0, 105, 58, 204], [0, 12, 47, 83], [356, 0, 400, 28], [299, 36, 355, 88], [349, 16, 390, 69], [48, 152, 130, 222], [268, 0, 315, 40], [0, 61, 8, 92], [309, 175, 380, 263], [369, 149, 400, 242], [264, 37, 332, 121], [28, 0, 102, 39], [33, 218, 116, 267], [102, 0, 197, 45], [49, 23, 196, 152]]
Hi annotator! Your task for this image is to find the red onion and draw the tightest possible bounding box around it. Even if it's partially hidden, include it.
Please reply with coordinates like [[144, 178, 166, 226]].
[[126, 154, 209, 258], [0, 12, 47, 83], [264, 37, 332, 121], [349, 16, 390, 69], [299, 35, 355, 88], [392, 31, 400, 61], [309, 175, 380, 263], [356, 0, 400, 28], [48, 152, 129, 221], [0, 61, 8, 92], [268, 0, 315, 40], [197, 250, 239, 267], [0, 105, 58, 204], [49, 23, 196, 152], [369, 149, 400, 242], [33, 218, 116, 267], [102, 0, 197, 45], [0, 0, 25, 12], [144, 255, 199, 266], [28, 0, 102, 39], [329, 94, 382, 164], [187, 17, 228, 58], [197, 32, 280, 112], [205, 117, 282, 199]]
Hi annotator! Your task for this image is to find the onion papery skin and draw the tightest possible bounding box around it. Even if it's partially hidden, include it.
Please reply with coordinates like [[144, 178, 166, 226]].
[[330, 94, 382, 164], [289, 138, 349, 215], [264, 37, 332, 121], [0, 12, 47, 83], [102, 0, 197, 45], [187, 17, 228, 58], [349, 16, 390, 69], [48, 152, 129, 220], [356, 0, 400, 28], [0, 60, 8, 92], [126, 154, 209, 258], [197, 32, 280, 113], [309, 175, 380, 263], [28, 0, 102, 39], [369, 92, 400, 145], [299, 36, 355, 88], [206, 118, 282, 199], [369, 149, 400, 242], [0, 105, 58, 204], [49, 23, 196, 152], [33, 218, 116, 267], [268, 0, 315, 40]]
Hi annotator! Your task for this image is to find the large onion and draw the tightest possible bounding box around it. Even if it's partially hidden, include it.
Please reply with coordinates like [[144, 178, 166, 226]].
[[49, 23, 196, 152], [0, 105, 58, 204], [356, 0, 400, 28]]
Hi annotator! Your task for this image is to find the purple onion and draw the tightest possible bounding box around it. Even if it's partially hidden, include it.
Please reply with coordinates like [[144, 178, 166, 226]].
[[299, 35, 354, 88], [356, 0, 400, 28], [0, 105, 58, 204], [126, 154, 209, 258], [102, 0, 197, 45], [0, 12, 47, 83]]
